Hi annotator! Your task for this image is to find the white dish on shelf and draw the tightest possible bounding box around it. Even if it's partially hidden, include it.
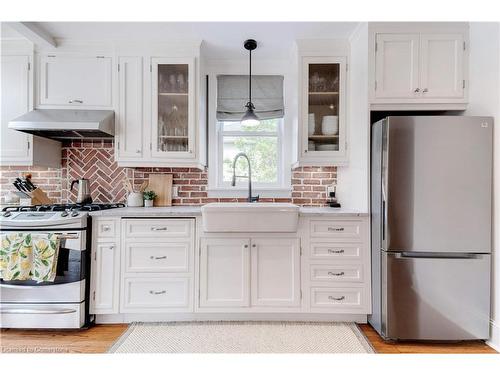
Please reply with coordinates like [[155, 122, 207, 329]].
[[317, 144, 339, 151], [321, 115, 339, 135]]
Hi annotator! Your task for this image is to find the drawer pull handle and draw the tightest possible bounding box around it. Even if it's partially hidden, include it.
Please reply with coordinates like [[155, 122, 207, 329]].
[[151, 227, 168, 231], [328, 295, 345, 301], [150, 255, 167, 260], [68, 99, 83, 104], [327, 249, 344, 254], [328, 227, 344, 232], [149, 290, 166, 295], [327, 271, 345, 277]]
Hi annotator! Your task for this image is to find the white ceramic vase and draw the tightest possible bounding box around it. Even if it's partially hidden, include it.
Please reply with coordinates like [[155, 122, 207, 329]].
[[144, 199, 154, 207], [127, 192, 143, 207]]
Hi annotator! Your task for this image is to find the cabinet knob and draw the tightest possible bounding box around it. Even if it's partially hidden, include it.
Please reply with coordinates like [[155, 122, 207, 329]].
[[102, 225, 110, 231], [422, 88, 428, 93], [244, 244, 248, 248], [413, 88, 420, 93], [252, 244, 256, 248], [136, 150, 141, 153]]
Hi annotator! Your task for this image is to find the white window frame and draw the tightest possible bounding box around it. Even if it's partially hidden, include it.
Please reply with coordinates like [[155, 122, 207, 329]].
[[207, 63, 292, 198]]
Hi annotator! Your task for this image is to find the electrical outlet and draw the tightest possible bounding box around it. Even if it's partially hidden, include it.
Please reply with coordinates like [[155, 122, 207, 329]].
[[172, 185, 179, 198], [326, 184, 336, 196]]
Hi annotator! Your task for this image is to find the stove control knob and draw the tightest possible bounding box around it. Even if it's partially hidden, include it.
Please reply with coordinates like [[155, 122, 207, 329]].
[[71, 211, 79, 217], [3, 211, 12, 217], [61, 212, 69, 217]]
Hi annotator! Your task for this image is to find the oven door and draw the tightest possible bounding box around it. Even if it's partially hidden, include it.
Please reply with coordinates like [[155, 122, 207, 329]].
[[0, 229, 88, 303]]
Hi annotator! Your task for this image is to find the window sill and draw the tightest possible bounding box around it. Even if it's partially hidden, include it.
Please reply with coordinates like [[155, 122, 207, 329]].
[[207, 187, 292, 198]]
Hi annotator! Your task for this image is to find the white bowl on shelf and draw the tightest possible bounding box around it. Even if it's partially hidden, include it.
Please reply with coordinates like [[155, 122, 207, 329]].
[[308, 114, 315, 135], [321, 115, 339, 135], [317, 144, 339, 151]]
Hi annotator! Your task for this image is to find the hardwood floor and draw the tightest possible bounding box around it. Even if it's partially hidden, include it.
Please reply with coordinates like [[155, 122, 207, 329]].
[[1, 323, 497, 354], [358, 324, 497, 354], [0, 324, 128, 353]]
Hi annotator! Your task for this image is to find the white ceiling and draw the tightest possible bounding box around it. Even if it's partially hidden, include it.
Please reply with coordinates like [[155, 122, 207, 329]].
[[3, 22, 359, 58]]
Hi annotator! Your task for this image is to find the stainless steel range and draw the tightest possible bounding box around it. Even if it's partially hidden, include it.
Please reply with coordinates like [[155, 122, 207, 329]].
[[0, 203, 124, 329]]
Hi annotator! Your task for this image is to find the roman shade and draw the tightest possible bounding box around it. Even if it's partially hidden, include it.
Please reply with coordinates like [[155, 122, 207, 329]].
[[216, 75, 284, 121]]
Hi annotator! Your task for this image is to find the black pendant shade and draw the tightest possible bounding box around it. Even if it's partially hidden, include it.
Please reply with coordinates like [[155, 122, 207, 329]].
[[241, 39, 260, 126]]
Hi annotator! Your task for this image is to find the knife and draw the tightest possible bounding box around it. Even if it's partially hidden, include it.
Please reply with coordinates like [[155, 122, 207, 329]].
[[24, 178, 36, 191], [14, 180, 27, 192], [21, 180, 33, 192]]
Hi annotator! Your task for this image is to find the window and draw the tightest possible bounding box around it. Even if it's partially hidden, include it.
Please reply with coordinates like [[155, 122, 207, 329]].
[[209, 74, 289, 195], [218, 118, 283, 188]]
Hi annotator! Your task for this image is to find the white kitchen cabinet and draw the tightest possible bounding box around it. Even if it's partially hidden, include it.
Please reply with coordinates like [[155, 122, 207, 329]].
[[0, 55, 60, 167], [302, 216, 371, 314], [419, 33, 464, 98], [199, 238, 250, 307], [298, 56, 348, 166], [374, 34, 420, 99], [199, 236, 300, 309], [151, 58, 195, 159], [90, 242, 120, 314], [115, 55, 205, 168], [38, 54, 112, 108], [250, 238, 301, 307], [119, 218, 195, 313], [116, 56, 144, 159], [370, 24, 468, 107]]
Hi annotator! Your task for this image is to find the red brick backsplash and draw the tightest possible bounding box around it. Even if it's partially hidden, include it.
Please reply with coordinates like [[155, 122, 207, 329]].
[[1, 141, 336, 207]]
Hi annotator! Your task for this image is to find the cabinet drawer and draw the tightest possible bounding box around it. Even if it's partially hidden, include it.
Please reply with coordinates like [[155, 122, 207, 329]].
[[96, 220, 116, 238], [123, 277, 190, 310], [310, 287, 363, 309], [124, 219, 192, 238], [310, 264, 363, 283], [125, 241, 190, 273], [310, 220, 363, 240], [310, 243, 363, 260]]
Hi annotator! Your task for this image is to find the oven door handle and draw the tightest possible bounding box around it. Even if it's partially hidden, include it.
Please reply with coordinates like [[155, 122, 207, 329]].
[[0, 308, 77, 314]]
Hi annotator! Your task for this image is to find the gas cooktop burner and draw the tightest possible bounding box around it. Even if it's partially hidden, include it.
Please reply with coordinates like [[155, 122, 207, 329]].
[[2, 203, 125, 213]]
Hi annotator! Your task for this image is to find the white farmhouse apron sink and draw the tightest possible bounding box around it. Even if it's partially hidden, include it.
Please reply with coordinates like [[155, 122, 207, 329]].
[[201, 202, 299, 232]]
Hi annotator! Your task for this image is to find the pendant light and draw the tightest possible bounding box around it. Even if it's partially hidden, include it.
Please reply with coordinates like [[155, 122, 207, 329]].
[[241, 39, 260, 126]]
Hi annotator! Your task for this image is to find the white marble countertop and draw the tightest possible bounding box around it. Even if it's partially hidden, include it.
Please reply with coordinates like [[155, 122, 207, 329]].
[[89, 205, 368, 217]]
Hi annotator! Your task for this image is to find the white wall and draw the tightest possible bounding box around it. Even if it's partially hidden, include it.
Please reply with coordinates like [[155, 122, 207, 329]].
[[337, 23, 369, 211], [464, 22, 500, 350]]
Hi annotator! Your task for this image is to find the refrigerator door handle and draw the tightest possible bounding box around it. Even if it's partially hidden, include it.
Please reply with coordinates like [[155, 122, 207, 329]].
[[382, 199, 386, 241], [394, 252, 484, 259]]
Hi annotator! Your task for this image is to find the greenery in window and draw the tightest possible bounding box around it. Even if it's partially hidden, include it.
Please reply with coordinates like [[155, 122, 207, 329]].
[[221, 118, 280, 185]]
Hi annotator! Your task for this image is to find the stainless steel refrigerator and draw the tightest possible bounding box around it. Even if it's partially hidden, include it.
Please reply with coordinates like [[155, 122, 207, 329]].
[[369, 116, 492, 340]]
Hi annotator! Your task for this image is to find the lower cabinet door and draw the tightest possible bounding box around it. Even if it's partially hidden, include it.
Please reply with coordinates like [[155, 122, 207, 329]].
[[90, 242, 119, 314], [250, 238, 301, 307], [199, 238, 250, 307]]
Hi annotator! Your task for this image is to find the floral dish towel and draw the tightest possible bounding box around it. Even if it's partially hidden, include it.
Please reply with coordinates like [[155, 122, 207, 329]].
[[0, 233, 60, 283]]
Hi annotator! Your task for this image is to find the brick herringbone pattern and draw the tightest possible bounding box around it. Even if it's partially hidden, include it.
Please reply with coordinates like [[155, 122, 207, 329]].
[[62, 141, 127, 204]]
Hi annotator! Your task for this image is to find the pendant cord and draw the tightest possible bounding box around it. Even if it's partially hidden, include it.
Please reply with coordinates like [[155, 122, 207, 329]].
[[249, 49, 252, 105]]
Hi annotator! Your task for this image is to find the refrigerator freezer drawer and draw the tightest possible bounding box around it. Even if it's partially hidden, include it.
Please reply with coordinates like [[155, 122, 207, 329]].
[[384, 252, 490, 340]]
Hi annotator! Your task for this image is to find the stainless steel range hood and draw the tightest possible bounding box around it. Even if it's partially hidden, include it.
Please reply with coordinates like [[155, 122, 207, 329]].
[[9, 109, 115, 140]]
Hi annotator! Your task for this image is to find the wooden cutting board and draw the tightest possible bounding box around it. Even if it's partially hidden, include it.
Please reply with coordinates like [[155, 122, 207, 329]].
[[147, 174, 173, 206]]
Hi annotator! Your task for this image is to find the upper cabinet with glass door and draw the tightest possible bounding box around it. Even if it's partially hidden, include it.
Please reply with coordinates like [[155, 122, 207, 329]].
[[299, 56, 347, 166], [151, 58, 195, 159]]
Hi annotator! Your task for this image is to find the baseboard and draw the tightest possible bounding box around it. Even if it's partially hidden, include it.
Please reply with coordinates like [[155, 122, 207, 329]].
[[96, 313, 368, 324], [487, 319, 500, 351]]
